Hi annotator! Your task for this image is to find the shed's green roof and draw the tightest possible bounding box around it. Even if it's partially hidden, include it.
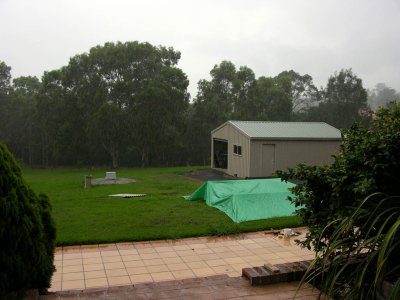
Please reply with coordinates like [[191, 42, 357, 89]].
[[226, 121, 342, 140]]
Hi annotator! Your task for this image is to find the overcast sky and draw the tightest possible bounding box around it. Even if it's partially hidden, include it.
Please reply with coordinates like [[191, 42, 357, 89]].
[[1, 0, 399, 98]]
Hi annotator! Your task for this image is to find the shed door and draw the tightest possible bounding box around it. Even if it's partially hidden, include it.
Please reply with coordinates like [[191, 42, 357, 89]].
[[261, 144, 275, 177]]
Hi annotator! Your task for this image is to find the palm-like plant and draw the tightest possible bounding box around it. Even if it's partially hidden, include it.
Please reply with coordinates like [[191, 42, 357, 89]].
[[300, 193, 400, 299]]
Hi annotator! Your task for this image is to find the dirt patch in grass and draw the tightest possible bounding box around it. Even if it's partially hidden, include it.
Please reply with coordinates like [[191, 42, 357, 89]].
[[181, 169, 236, 182]]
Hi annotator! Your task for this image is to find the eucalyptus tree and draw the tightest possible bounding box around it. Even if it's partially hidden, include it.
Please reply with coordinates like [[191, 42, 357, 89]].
[[317, 69, 370, 128], [37, 41, 189, 167], [274, 70, 320, 114]]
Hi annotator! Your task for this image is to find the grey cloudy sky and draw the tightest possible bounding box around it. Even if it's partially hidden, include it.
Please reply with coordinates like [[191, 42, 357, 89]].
[[1, 0, 399, 98]]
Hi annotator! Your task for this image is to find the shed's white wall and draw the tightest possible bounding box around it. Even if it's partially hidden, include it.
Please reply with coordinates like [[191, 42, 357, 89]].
[[250, 140, 341, 177], [211, 124, 250, 178]]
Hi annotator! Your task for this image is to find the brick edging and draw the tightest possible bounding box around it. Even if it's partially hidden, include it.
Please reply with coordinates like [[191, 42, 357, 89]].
[[242, 260, 312, 286]]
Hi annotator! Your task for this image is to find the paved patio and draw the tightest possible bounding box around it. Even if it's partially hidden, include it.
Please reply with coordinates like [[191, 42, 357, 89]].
[[48, 229, 314, 295]]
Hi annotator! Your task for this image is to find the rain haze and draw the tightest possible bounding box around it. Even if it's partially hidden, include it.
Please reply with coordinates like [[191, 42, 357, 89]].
[[1, 0, 400, 98]]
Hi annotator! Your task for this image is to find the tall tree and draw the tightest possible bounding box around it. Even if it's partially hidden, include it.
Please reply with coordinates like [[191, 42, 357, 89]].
[[36, 41, 189, 167], [274, 70, 320, 114], [307, 69, 370, 128], [0, 61, 12, 146], [368, 83, 400, 110]]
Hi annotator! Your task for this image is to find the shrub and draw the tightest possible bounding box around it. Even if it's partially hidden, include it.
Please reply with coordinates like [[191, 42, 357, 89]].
[[277, 102, 400, 299], [0, 143, 56, 298]]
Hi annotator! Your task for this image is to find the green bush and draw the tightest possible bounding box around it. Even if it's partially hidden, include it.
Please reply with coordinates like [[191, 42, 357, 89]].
[[277, 102, 400, 299], [0, 144, 56, 297]]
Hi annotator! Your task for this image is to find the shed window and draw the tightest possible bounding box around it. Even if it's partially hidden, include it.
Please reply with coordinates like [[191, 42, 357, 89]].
[[233, 145, 242, 156]]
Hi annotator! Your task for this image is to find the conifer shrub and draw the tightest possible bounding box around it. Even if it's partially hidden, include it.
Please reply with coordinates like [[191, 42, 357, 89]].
[[0, 143, 56, 298]]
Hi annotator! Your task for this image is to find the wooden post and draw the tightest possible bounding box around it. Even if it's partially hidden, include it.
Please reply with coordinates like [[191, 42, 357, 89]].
[[84, 175, 92, 188]]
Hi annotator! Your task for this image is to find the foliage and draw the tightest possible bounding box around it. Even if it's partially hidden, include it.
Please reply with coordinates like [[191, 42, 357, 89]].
[[0, 144, 56, 297], [278, 102, 400, 298], [305, 69, 370, 128], [368, 83, 400, 111], [23, 166, 301, 246], [300, 193, 400, 299]]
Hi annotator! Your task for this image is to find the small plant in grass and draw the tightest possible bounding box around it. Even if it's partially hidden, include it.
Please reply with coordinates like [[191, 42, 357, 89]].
[[0, 144, 56, 298], [277, 102, 400, 299]]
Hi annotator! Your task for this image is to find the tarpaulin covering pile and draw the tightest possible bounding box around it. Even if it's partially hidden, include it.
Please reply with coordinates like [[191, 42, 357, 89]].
[[184, 178, 297, 223]]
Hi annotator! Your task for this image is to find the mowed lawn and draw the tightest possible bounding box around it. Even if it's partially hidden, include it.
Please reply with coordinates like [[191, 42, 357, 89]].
[[23, 167, 301, 246]]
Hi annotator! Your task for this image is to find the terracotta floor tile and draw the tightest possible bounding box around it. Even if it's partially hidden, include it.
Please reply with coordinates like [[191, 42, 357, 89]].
[[241, 255, 262, 263], [48, 280, 61, 292], [81, 252, 101, 259], [228, 245, 247, 252], [156, 246, 175, 253], [199, 253, 219, 260], [63, 265, 83, 273], [192, 267, 216, 277], [102, 255, 122, 263], [104, 261, 125, 270], [62, 279, 85, 291], [151, 271, 175, 281], [116, 242, 134, 249], [106, 268, 128, 277], [84, 270, 106, 279], [140, 253, 161, 260], [181, 255, 203, 263], [62, 272, 84, 281], [231, 262, 251, 272], [285, 256, 304, 263], [217, 251, 237, 258], [98, 244, 118, 251], [177, 249, 196, 257], [62, 246, 81, 253], [244, 243, 264, 250], [251, 248, 270, 255], [188, 243, 208, 249], [124, 259, 145, 268], [138, 247, 157, 254], [237, 239, 257, 245], [143, 258, 164, 266], [268, 258, 289, 265], [234, 250, 251, 257], [167, 262, 189, 271], [172, 269, 195, 279], [119, 249, 139, 256], [121, 254, 141, 262], [158, 251, 179, 258], [100, 250, 120, 257], [172, 244, 192, 251], [107, 275, 131, 286], [209, 246, 227, 253], [85, 277, 108, 289], [186, 261, 208, 269], [259, 253, 280, 260], [194, 248, 214, 255], [130, 273, 153, 284], [147, 264, 169, 273], [276, 251, 298, 258], [83, 257, 103, 265], [205, 259, 226, 267], [212, 265, 235, 274], [133, 242, 152, 249], [80, 245, 100, 253], [63, 253, 82, 260], [83, 263, 104, 272], [52, 272, 62, 281], [62, 259, 82, 267], [126, 266, 149, 275], [54, 254, 63, 261], [163, 257, 184, 264], [224, 257, 246, 264]]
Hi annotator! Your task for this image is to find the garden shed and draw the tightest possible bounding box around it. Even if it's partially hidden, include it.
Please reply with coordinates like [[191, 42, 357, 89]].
[[211, 121, 342, 178]]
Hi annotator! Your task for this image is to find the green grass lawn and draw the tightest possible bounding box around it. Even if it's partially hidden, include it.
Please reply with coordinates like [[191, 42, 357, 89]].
[[23, 166, 302, 246]]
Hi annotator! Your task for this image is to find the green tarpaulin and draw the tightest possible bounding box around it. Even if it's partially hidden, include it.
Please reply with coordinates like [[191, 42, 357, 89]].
[[184, 178, 297, 223]]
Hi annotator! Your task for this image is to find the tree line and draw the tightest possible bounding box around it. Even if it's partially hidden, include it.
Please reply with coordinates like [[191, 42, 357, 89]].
[[0, 41, 398, 168]]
